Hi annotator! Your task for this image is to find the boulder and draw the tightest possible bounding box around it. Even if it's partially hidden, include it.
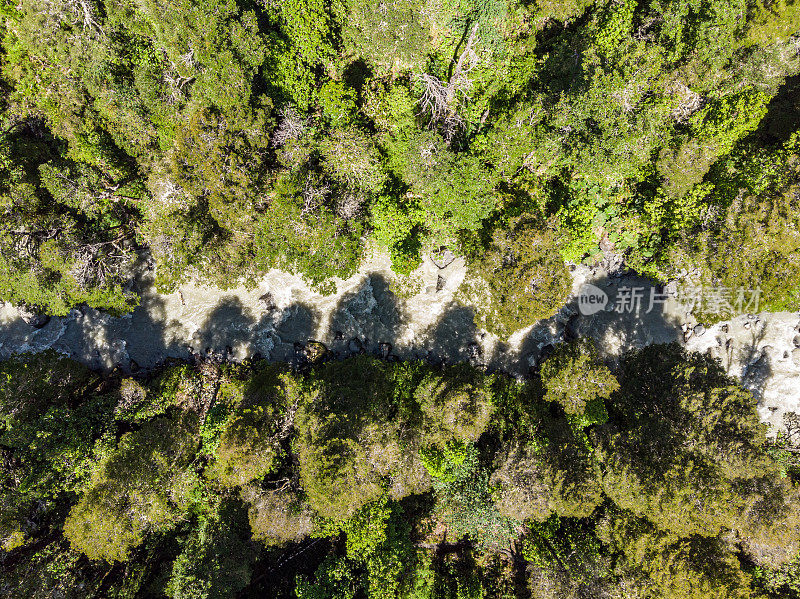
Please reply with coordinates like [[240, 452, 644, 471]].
[[18, 305, 50, 329], [430, 248, 455, 269], [305, 340, 328, 363]]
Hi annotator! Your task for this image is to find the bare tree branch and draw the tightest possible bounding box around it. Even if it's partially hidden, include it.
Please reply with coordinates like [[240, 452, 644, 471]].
[[416, 22, 481, 143], [271, 107, 307, 148]]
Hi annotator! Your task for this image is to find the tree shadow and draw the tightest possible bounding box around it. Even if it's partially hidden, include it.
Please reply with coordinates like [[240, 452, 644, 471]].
[[342, 59, 373, 102], [34, 289, 186, 372], [190, 296, 256, 360], [754, 73, 800, 146], [418, 303, 481, 366], [184, 294, 322, 365], [509, 273, 685, 376], [736, 318, 773, 405], [324, 273, 405, 358], [0, 282, 324, 374], [260, 302, 321, 363], [320, 274, 486, 369], [0, 270, 690, 379], [109, 290, 186, 370]]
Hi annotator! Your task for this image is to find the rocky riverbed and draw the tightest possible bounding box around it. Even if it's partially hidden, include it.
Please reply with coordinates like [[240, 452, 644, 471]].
[[2, 248, 799, 434]]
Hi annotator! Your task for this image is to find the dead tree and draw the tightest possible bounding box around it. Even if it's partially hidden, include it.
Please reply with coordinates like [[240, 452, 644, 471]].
[[417, 22, 480, 143], [68, 231, 134, 289], [300, 173, 330, 216], [51, 0, 105, 34], [271, 107, 307, 148]]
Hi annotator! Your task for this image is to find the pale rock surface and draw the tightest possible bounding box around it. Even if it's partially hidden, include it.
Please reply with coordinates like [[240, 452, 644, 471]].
[[1, 249, 798, 434]]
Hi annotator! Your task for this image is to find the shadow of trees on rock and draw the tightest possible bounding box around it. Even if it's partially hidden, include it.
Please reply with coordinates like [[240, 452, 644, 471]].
[[418, 304, 480, 366], [1, 269, 743, 384], [507, 274, 685, 377], [324, 274, 405, 357], [737, 319, 773, 405]]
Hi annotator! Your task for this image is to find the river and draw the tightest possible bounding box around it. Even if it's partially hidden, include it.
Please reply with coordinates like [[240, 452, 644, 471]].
[[1, 248, 798, 434]]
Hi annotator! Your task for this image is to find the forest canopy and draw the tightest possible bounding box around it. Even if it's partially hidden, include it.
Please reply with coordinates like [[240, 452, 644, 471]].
[[1, 0, 800, 596], [2, 345, 800, 597], [0, 0, 796, 324]]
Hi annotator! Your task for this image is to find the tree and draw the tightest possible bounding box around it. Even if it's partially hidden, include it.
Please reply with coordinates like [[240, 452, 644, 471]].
[[342, 0, 430, 75], [169, 101, 273, 225], [2, 350, 799, 594], [598, 509, 755, 599], [241, 485, 315, 546], [319, 126, 387, 196], [665, 133, 800, 318], [523, 515, 610, 599], [742, 0, 800, 46], [252, 173, 365, 293], [413, 363, 496, 448], [540, 339, 619, 416], [293, 356, 408, 519], [597, 344, 800, 555], [295, 555, 360, 599], [165, 500, 256, 599], [313, 495, 420, 599], [464, 215, 572, 337], [0, 352, 107, 550], [0, 126, 139, 314], [491, 412, 604, 522], [63, 414, 200, 561], [206, 366, 298, 489], [425, 444, 520, 550], [401, 131, 498, 246]]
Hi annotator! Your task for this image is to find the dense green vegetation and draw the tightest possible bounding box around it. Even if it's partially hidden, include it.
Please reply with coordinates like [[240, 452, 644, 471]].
[[0, 0, 797, 323], [2, 0, 800, 596], [3, 344, 800, 597]]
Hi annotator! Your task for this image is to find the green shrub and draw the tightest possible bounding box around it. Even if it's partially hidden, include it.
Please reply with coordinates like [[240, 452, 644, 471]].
[[465, 214, 571, 337], [63, 415, 201, 561]]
